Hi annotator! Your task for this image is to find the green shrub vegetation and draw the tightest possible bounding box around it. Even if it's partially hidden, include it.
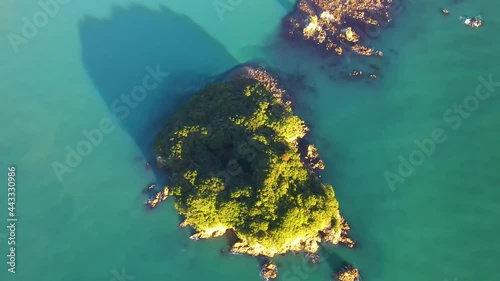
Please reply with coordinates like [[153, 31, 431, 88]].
[[155, 78, 340, 249]]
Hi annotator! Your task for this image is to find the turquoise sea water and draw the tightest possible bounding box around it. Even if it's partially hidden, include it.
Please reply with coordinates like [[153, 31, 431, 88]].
[[1, 0, 499, 280]]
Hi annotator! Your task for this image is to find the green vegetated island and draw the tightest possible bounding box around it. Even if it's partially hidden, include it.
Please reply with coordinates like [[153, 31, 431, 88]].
[[150, 66, 358, 281]]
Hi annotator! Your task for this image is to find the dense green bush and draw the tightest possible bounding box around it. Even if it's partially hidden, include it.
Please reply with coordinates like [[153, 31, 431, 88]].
[[155, 78, 339, 249]]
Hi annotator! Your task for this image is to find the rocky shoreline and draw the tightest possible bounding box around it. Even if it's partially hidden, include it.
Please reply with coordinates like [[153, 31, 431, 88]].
[[285, 0, 397, 57], [181, 212, 355, 256], [176, 66, 355, 257], [321, 216, 356, 248], [305, 144, 326, 171]]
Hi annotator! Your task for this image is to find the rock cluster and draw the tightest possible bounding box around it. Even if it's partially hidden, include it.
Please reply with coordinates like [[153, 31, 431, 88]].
[[286, 0, 395, 57], [189, 226, 228, 240], [230, 236, 320, 257], [305, 144, 325, 171], [335, 264, 361, 281], [349, 71, 363, 77], [347, 70, 377, 79], [320, 215, 356, 248], [145, 185, 170, 209], [260, 261, 278, 281]]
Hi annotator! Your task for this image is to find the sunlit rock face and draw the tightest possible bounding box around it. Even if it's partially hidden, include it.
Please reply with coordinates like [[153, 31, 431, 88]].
[[285, 0, 396, 57]]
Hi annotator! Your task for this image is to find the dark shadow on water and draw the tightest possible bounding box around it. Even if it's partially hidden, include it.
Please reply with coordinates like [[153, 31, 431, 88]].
[[79, 5, 239, 183]]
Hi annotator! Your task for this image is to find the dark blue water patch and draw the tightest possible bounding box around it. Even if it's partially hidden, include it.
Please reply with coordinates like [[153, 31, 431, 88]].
[[79, 5, 239, 181]]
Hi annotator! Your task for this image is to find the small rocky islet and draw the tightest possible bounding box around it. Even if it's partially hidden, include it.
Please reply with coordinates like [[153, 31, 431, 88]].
[[284, 0, 398, 81], [144, 184, 170, 209], [145, 65, 360, 280], [285, 0, 395, 57], [260, 261, 278, 281], [335, 264, 362, 281]]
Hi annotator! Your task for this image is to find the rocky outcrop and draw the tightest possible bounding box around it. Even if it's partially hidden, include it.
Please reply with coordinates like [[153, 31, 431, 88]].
[[145, 186, 169, 209], [178, 219, 191, 228], [346, 70, 378, 79], [320, 215, 356, 248], [260, 261, 278, 281], [305, 144, 325, 171], [189, 226, 227, 240], [285, 0, 395, 57], [335, 264, 361, 281], [230, 236, 320, 257]]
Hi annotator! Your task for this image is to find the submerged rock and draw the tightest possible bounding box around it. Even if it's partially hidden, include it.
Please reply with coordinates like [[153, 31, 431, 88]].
[[349, 71, 363, 77], [306, 252, 320, 265]]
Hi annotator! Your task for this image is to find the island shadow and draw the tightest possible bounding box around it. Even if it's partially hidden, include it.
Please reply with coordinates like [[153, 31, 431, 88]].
[[79, 5, 239, 182]]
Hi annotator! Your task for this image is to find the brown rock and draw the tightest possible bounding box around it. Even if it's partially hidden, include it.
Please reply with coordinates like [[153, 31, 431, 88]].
[[305, 144, 325, 171], [260, 261, 278, 281], [286, 0, 393, 58], [320, 215, 356, 248], [230, 237, 320, 257], [145, 186, 170, 209], [189, 226, 227, 240], [335, 264, 361, 281]]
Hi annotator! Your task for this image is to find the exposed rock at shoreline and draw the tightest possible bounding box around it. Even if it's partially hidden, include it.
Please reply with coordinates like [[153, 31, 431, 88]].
[[145, 185, 170, 209], [335, 264, 361, 281], [190, 225, 227, 240], [321, 215, 356, 248], [285, 0, 396, 57], [260, 261, 278, 281], [305, 144, 325, 171], [230, 235, 320, 257]]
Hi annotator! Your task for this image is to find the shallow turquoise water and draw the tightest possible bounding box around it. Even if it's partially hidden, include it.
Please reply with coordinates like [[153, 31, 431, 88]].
[[1, 0, 499, 281]]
